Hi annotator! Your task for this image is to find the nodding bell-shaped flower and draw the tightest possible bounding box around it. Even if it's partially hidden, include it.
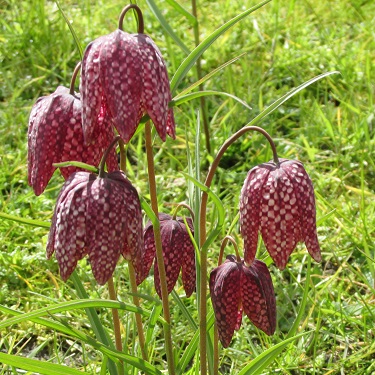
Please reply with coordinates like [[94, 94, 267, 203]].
[[46, 169, 144, 285], [141, 213, 196, 298], [28, 85, 118, 196], [240, 158, 322, 270], [80, 5, 175, 144], [210, 256, 276, 348]]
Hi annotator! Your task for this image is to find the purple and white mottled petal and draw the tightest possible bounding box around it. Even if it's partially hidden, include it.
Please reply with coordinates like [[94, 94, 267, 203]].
[[241, 259, 276, 336], [139, 35, 170, 141], [154, 220, 183, 298], [46, 172, 92, 259], [102, 30, 143, 143], [54, 185, 89, 281], [209, 257, 241, 348], [80, 37, 105, 143], [181, 227, 196, 297], [283, 160, 322, 262], [240, 166, 269, 265], [259, 163, 299, 270], [86, 178, 122, 285], [28, 90, 71, 195]]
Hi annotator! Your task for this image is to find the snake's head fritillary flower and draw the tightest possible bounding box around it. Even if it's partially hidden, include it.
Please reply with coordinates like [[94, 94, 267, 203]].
[[240, 158, 322, 270], [80, 6, 175, 145], [210, 256, 276, 348], [141, 213, 195, 297], [46, 170, 143, 285], [28, 86, 118, 196]]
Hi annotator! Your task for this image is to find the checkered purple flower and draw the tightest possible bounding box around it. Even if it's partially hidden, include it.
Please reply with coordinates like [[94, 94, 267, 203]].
[[28, 86, 118, 196], [46, 170, 143, 285], [140, 213, 195, 297], [210, 256, 276, 348], [80, 26, 175, 144], [240, 158, 322, 270]]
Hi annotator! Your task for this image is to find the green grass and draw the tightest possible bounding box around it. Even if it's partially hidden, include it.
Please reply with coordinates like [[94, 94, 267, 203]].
[[1, 0, 374, 374]]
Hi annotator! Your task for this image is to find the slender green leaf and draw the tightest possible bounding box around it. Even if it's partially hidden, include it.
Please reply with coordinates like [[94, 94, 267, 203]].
[[181, 172, 225, 253], [172, 90, 252, 111], [55, 0, 83, 59], [164, 0, 196, 25], [246, 71, 340, 127], [237, 331, 312, 375], [175, 52, 247, 98], [171, 290, 197, 330], [170, 0, 272, 93], [0, 352, 90, 375], [145, 0, 190, 54], [0, 212, 50, 228], [0, 299, 161, 330], [53, 161, 98, 173]]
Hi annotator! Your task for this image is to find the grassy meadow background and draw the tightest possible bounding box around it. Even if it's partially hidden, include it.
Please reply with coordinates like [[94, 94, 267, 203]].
[[0, 0, 374, 374]]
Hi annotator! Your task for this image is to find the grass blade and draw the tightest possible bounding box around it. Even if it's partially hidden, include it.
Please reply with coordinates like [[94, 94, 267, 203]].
[[145, 0, 190, 54], [164, 0, 197, 25], [237, 331, 312, 375], [247, 71, 340, 127], [55, 0, 83, 59], [0, 212, 50, 228], [172, 90, 252, 111], [170, 0, 272, 94], [175, 52, 247, 98], [0, 352, 90, 375], [0, 299, 159, 330]]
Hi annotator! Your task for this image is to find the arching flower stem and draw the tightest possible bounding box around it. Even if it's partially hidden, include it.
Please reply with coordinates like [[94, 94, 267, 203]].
[[118, 4, 144, 33], [199, 126, 279, 375], [172, 202, 195, 221], [145, 121, 175, 375], [218, 236, 241, 265], [69, 62, 81, 96], [98, 135, 120, 178]]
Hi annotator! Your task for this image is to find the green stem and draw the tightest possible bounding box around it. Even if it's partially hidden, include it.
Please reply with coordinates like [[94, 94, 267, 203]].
[[192, 0, 211, 154], [145, 121, 176, 375], [107, 277, 125, 375], [128, 262, 149, 361], [199, 125, 279, 375], [118, 138, 148, 362]]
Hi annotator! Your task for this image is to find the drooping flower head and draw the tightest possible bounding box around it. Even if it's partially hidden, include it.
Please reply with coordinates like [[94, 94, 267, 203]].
[[28, 67, 118, 196], [141, 213, 196, 298], [210, 256, 276, 348], [46, 168, 143, 285], [240, 158, 322, 270], [80, 4, 175, 145]]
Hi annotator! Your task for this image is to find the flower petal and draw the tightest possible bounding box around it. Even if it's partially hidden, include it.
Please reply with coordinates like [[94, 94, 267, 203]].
[[241, 259, 276, 336], [209, 258, 241, 348], [139, 35, 175, 141], [154, 219, 183, 297], [240, 165, 270, 265], [101, 30, 143, 143], [259, 161, 300, 269], [283, 160, 322, 263]]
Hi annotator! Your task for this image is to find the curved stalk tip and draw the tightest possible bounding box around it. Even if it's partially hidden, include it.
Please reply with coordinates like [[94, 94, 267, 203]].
[[118, 4, 144, 33], [69, 61, 82, 96], [98, 135, 121, 178]]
